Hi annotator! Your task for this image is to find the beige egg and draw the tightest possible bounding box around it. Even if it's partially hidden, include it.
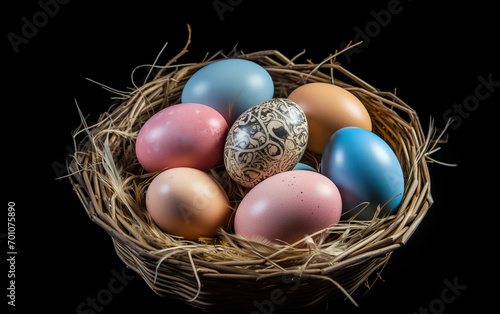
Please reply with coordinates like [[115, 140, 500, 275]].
[[145, 167, 231, 240]]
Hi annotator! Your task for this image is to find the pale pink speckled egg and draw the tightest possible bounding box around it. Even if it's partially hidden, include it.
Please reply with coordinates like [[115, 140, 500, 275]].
[[234, 170, 342, 246]]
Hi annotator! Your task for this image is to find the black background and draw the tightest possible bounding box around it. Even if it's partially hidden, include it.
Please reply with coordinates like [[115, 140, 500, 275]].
[[3, 0, 499, 313]]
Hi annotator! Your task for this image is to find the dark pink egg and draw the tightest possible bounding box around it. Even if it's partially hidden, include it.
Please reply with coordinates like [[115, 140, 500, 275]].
[[135, 103, 228, 172], [234, 170, 342, 246]]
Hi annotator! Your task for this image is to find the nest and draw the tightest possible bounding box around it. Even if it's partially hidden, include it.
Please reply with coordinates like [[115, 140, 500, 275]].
[[68, 29, 447, 312]]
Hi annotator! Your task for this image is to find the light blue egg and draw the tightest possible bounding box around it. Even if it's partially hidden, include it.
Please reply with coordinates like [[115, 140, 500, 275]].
[[321, 127, 404, 220], [181, 59, 274, 126], [292, 163, 317, 172]]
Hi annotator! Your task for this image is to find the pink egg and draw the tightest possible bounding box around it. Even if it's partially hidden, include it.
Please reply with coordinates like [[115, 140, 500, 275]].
[[234, 170, 342, 246], [135, 103, 229, 172]]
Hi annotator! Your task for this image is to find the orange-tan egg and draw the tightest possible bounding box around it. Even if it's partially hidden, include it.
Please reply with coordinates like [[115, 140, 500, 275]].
[[287, 83, 372, 154], [145, 167, 231, 241]]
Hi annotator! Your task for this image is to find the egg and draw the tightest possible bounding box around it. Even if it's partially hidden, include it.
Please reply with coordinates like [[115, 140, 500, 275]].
[[224, 98, 308, 188], [292, 162, 317, 172], [321, 127, 404, 220], [145, 167, 231, 240], [234, 170, 342, 245], [181, 59, 274, 125], [135, 103, 228, 172], [287, 83, 372, 154]]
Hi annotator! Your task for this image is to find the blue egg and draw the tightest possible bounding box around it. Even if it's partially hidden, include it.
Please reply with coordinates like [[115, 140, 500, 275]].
[[321, 127, 404, 220], [181, 59, 274, 126], [292, 163, 317, 172]]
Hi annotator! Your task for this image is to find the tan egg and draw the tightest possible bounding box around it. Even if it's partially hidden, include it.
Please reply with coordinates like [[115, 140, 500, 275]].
[[145, 167, 231, 241], [287, 83, 372, 154]]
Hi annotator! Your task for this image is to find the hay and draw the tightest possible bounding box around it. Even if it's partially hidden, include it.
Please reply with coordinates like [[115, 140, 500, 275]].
[[68, 26, 448, 312]]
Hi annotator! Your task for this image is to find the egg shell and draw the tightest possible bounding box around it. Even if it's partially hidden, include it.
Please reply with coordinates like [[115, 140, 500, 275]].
[[292, 162, 317, 172], [234, 170, 342, 246], [135, 103, 228, 172], [287, 83, 372, 154], [181, 59, 274, 125], [321, 127, 404, 220], [145, 167, 231, 240], [224, 98, 308, 188]]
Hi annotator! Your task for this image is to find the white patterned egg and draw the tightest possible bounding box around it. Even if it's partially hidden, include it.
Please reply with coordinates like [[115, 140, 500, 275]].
[[224, 98, 309, 188]]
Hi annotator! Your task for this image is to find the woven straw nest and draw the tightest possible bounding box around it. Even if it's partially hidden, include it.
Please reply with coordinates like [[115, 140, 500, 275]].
[[68, 28, 448, 312]]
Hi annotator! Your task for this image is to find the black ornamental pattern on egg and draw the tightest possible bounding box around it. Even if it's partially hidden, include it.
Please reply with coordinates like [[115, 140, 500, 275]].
[[224, 98, 309, 188]]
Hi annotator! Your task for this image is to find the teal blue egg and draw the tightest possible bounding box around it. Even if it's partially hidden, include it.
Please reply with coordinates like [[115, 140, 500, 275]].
[[292, 163, 317, 172], [321, 127, 404, 220], [181, 59, 274, 126]]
